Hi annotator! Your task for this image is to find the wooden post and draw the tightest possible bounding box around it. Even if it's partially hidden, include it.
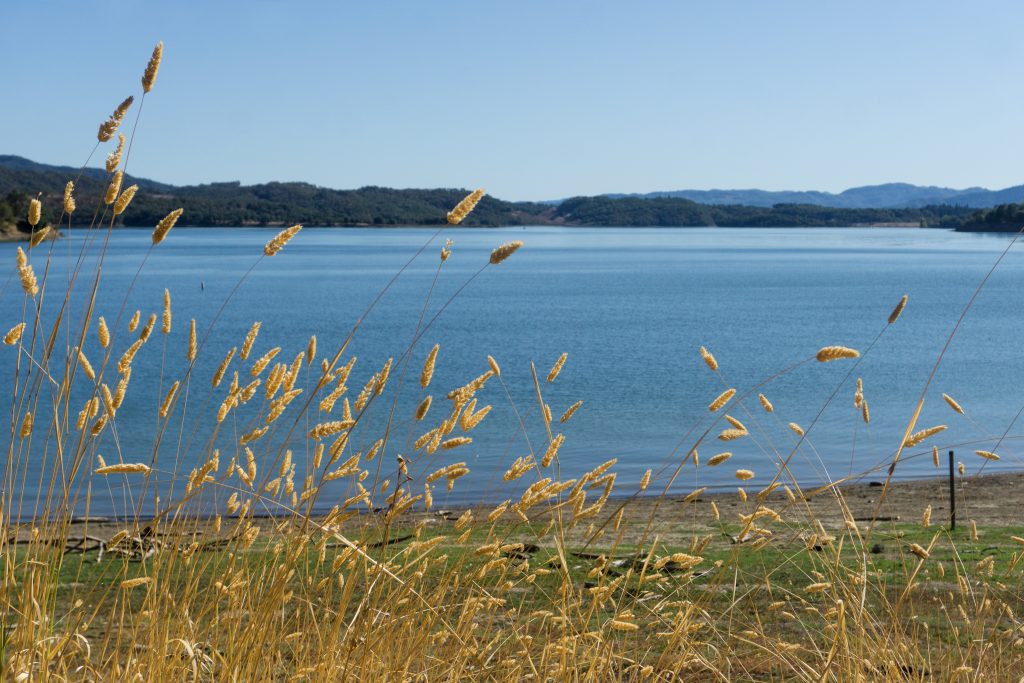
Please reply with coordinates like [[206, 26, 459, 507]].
[[948, 450, 956, 531]]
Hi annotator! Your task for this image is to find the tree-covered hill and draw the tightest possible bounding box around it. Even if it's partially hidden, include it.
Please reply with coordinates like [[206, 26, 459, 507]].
[[0, 155, 991, 230]]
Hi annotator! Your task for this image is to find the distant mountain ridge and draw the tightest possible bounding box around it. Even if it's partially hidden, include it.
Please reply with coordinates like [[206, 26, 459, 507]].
[[598, 182, 1024, 209]]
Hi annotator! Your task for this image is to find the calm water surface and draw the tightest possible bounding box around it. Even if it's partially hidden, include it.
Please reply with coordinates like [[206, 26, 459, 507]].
[[3, 226, 1023, 516]]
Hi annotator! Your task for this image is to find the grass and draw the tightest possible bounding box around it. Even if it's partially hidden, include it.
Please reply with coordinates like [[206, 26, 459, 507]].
[[4, 42, 1024, 681]]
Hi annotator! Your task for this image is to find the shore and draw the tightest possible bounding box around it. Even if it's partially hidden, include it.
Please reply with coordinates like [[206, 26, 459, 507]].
[[22, 470, 1022, 544]]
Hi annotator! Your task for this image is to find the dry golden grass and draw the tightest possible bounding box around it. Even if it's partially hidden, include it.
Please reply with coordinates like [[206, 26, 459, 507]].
[[5, 41, 1024, 683]]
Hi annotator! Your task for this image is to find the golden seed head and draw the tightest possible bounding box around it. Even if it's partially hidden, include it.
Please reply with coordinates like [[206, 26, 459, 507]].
[[560, 400, 583, 423], [489, 240, 524, 265], [447, 188, 485, 225], [27, 198, 41, 227], [789, 422, 805, 437], [113, 184, 138, 215], [188, 319, 197, 362], [700, 346, 718, 371], [735, 469, 755, 481], [306, 335, 316, 366], [16, 247, 38, 297], [487, 354, 501, 377], [903, 425, 946, 448], [97, 96, 133, 142], [3, 323, 26, 345], [29, 225, 51, 248], [240, 322, 261, 360], [142, 41, 163, 93], [888, 294, 908, 324], [19, 411, 33, 439], [153, 208, 183, 245], [95, 462, 151, 476], [942, 393, 965, 415], [106, 134, 125, 173], [416, 395, 433, 420], [97, 316, 110, 347], [421, 344, 439, 388], [975, 450, 1000, 461], [162, 289, 172, 334], [63, 181, 76, 214], [816, 345, 860, 362], [547, 352, 568, 382], [718, 428, 747, 441], [758, 393, 774, 413], [707, 452, 732, 466], [264, 224, 302, 256], [708, 388, 735, 412], [104, 171, 124, 205]]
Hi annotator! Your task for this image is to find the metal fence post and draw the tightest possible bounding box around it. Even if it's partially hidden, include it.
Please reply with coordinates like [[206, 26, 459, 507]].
[[948, 450, 956, 531]]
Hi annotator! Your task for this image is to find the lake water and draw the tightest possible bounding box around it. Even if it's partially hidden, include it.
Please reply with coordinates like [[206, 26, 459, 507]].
[[4, 226, 1024, 518]]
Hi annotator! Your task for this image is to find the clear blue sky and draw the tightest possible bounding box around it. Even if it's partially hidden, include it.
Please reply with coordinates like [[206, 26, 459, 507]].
[[3, 1, 1023, 200]]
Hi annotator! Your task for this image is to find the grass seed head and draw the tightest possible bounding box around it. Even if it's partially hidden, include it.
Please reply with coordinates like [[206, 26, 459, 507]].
[[28, 198, 41, 226], [264, 224, 302, 256], [63, 181, 76, 214], [153, 208, 183, 244], [489, 241, 524, 265], [142, 41, 163, 92], [447, 188, 485, 225], [816, 345, 860, 362], [888, 294, 908, 324]]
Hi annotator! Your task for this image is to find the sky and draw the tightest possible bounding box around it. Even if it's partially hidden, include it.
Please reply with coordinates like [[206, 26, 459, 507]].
[[3, 1, 1024, 201]]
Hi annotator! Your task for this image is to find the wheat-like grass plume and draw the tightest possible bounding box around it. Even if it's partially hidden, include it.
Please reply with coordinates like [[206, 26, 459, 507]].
[[708, 388, 735, 412], [3, 323, 26, 345], [97, 96, 133, 142], [113, 184, 138, 215], [264, 225, 302, 256], [547, 353, 568, 382], [240, 322, 261, 360], [16, 247, 38, 297], [63, 180, 76, 214], [942, 393, 965, 415], [106, 134, 125, 173], [559, 400, 583, 423], [447, 189, 485, 225], [29, 225, 51, 247], [98, 317, 110, 347], [707, 452, 732, 466], [421, 344, 439, 388], [489, 241, 523, 265], [95, 462, 151, 475], [816, 346, 860, 362], [903, 425, 947, 448], [152, 208, 183, 245], [28, 198, 41, 226], [888, 294, 908, 324], [700, 346, 718, 371], [142, 41, 163, 93]]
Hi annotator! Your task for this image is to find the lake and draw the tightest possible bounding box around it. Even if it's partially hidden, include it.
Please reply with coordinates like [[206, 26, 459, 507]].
[[3, 226, 1024, 518]]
